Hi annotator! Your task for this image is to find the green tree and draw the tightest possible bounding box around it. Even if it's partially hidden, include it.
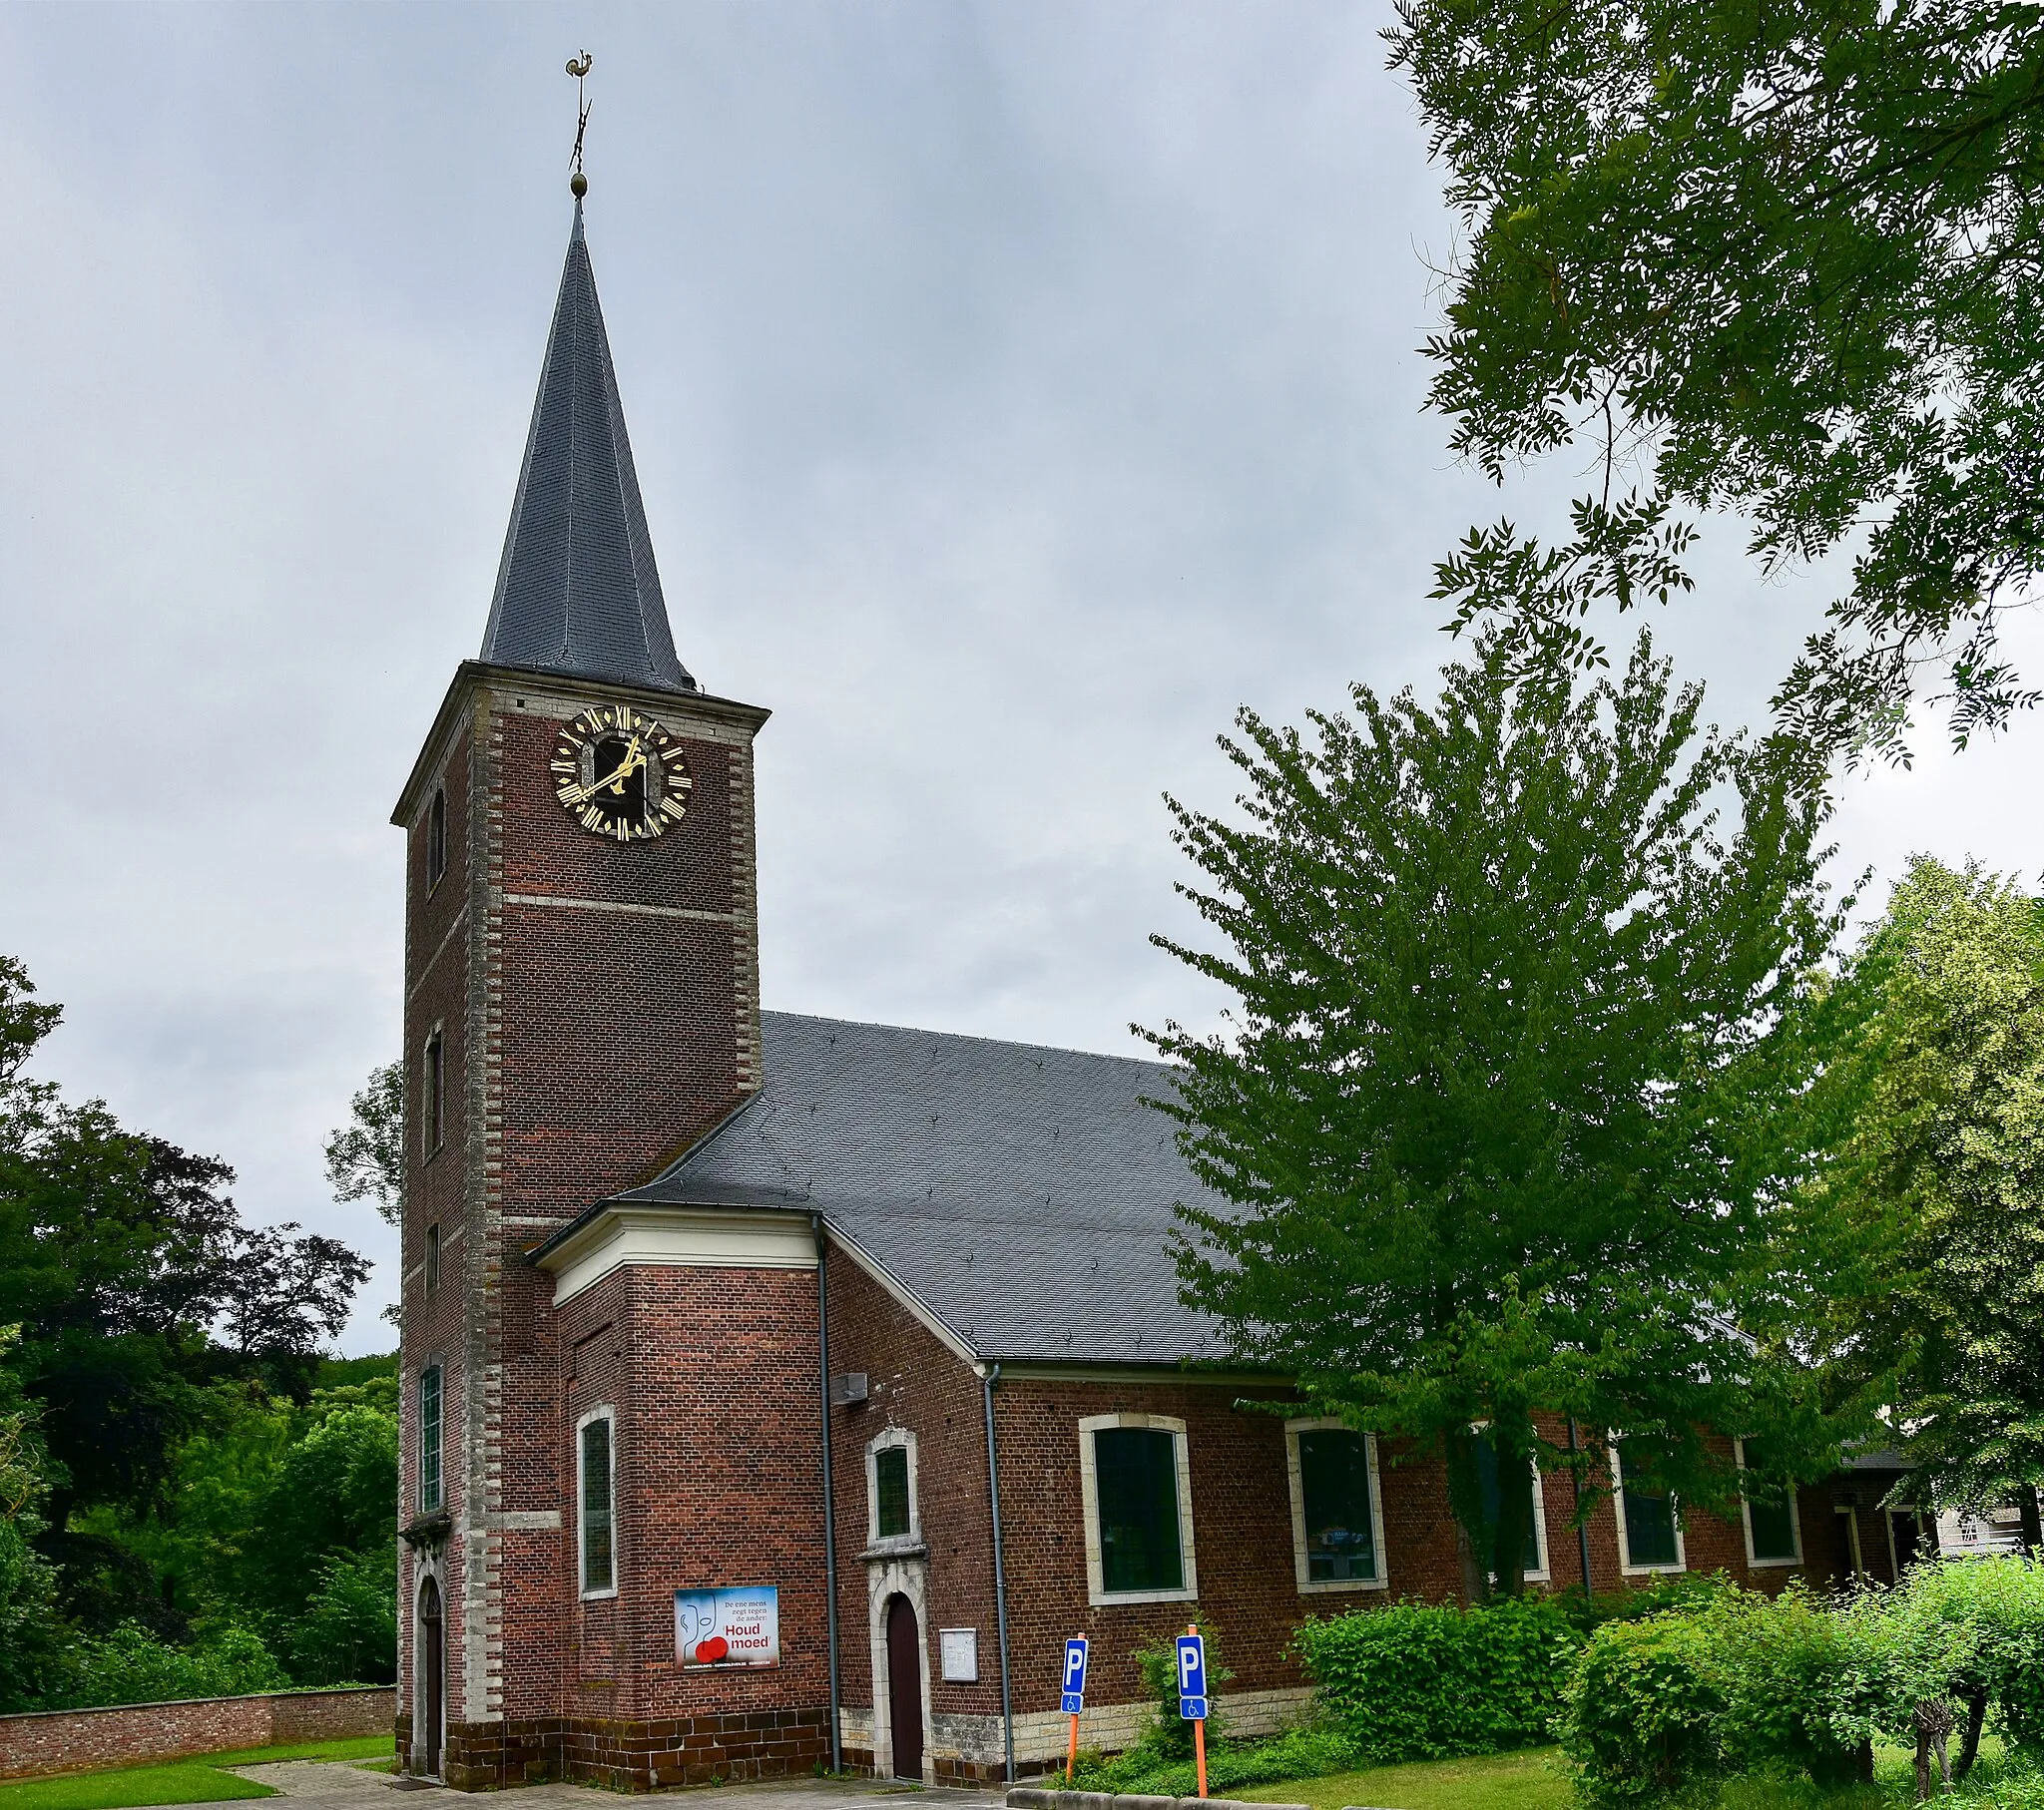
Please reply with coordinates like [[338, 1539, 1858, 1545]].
[[1387, 0, 2044, 762], [1803, 858, 2044, 1527], [241, 1402, 398, 1625], [0, 956, 370, 1626], [323, 1062, 403, 1228], [0, 1328, 69, 1711], [1147, 638, 1855, 1594]]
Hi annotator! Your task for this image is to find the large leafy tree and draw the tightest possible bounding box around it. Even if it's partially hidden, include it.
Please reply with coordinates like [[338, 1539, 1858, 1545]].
[[1147, 639, 1858, 1594], [1388, 0, 2044, 762], [1803, 858, 2044, 1532], [0, 957, 370, 1621]]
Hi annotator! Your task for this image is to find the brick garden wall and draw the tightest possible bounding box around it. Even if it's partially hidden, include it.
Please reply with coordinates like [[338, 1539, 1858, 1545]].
[[0, 1687, 395, 1782]]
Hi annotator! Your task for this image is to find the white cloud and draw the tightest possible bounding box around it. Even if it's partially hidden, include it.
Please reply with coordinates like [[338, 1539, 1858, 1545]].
[[0, 2, 2035, 1354]]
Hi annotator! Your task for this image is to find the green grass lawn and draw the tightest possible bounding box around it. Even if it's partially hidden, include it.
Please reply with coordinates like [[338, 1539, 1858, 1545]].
[[1239, 1735, 2039, 1810], [1242, 1747, 1572, 1810], [0, 1736, 396, 1810]]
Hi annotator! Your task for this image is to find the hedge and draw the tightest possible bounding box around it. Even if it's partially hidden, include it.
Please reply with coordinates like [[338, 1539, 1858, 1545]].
[[1293, 1595, 1581, 1763]]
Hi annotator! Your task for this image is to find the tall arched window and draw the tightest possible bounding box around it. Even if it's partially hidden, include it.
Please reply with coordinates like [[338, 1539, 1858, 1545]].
[[578, 1407, 617, 1596], [418, 1366, 443, 1517]]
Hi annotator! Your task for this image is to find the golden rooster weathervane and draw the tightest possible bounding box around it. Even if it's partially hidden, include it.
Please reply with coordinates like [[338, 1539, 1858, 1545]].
[[567, 51, 593, 197]]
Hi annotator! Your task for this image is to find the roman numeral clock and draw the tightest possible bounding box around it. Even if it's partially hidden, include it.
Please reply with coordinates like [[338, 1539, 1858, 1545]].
[[550, 704, 693, 842]]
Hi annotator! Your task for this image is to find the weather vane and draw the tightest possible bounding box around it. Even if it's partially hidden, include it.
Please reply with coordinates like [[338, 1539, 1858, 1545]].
[[566, 51, 593, 197]]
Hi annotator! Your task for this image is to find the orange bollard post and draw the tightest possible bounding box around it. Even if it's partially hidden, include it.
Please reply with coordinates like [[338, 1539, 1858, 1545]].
[[1187, 1623, 1208, 1800], [1067, 1711, 1080, 1783]]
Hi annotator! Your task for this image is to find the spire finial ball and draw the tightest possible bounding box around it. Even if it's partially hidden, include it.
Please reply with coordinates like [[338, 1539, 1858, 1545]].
[[570, 172, 588, 198]]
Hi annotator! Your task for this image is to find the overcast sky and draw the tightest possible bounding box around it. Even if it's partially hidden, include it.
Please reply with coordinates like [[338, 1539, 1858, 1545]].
[[3, 3, 2040, 1355]]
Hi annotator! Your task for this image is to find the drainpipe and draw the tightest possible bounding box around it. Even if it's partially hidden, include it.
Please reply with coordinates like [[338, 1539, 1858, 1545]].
[[1567, 1418, 1593, 1596], [982, 1363, 1015, 1785], [814, 1216, 842, 1775]]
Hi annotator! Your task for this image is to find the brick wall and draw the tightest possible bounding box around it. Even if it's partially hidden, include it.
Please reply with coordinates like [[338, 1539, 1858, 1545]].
[[823, 1250, 1003, 1781], [0, 1687, 394, 1782]]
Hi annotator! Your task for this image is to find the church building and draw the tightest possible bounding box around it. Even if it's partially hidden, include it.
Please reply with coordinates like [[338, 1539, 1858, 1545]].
[[391, 192, 1915, 1791]]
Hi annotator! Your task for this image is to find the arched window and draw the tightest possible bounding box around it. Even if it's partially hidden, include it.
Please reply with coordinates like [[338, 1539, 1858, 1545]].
[[578, 1407, 617, 1597], [867, 1428, 918, 1546]]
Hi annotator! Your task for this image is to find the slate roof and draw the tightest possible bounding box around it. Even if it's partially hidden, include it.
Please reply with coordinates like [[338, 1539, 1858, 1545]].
[[478, 201, 698, 694], [612, 1012, 1238, 1367]]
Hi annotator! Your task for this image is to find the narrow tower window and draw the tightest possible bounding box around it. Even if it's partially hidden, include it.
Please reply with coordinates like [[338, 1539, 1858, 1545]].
[[423, 1033, 444, 1155], [423, 1222, 441, 1295], [418, 1366, 443, 1517], [580, 1411, 616, 1595], [425, 787, 447, 891]]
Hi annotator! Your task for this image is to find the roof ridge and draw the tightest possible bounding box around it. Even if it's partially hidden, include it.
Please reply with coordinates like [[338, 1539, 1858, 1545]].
[[758, 1006, 1174, 1073]]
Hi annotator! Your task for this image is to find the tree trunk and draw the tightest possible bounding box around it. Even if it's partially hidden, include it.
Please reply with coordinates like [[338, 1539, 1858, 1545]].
[[1953, 1688, 1987, 1782], [2020, 1485, 2043, 1556]]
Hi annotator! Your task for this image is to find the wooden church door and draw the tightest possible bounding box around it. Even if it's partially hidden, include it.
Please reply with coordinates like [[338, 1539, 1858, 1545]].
[[418, 1576, 443, 1777], [885, 1593, 923, 1780]]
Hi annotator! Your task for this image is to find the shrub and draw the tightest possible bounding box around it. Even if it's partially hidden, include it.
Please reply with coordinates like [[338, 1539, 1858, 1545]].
[[52, 1618, 287, 1709], [1891, 1556, 2044, 1754], [286, 1548, 396, 1686], [1066, 1725, 1360, 1797], [1294, 1595, 1581, 1764], [1703, 1585, 1868, 1785], [0, 1515, 69, 1712], [1128, 1625, 1235, 1758], [1559, 1612, 1724, 1806]]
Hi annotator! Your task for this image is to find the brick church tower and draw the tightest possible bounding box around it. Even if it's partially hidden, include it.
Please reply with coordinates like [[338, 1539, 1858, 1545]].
[[390, 194, 780, 1782]]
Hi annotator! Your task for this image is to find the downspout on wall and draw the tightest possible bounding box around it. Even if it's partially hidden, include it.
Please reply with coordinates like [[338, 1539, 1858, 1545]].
[[982, 1363, 1015, 1784], [814, 1215, 842, 1774]]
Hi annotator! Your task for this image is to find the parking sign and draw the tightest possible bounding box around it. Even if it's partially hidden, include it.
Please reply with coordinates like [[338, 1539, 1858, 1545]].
[[1176, 1631, 1208, 1720], [1060, 1636, 1088, 1715]]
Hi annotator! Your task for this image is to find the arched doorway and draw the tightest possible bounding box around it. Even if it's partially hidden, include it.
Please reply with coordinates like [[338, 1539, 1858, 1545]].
[[884, 1592, 923, 1781], [417, 1576, 443, 1778]]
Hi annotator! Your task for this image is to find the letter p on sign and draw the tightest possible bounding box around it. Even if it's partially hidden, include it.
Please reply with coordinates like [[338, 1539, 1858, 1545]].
[[1176, 1632, 1208, 1720]]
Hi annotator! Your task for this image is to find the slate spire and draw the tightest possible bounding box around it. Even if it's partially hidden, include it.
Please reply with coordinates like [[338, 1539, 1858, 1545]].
[[479, 199, 697, 693]]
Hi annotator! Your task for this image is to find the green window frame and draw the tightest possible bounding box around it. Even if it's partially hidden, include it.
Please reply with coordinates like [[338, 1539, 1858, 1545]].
[[417, 1365, 442, 1517], [1294, 1426, 1380, 1584], [580, 1413, 615, 1594], [874, 1443, 912, 1541], [1092, 1425, 1186, 1596]]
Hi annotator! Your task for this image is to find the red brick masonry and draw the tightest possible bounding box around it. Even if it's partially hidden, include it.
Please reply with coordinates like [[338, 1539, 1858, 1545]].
[[0, 1686, 396, 1782]]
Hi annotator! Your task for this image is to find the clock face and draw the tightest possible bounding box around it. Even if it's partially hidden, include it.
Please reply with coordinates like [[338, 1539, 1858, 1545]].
[[551, 705, 693, 842]]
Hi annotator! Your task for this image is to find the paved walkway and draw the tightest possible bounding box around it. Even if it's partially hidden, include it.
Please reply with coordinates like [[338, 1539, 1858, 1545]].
[[124, 1764, 1006, 1810]]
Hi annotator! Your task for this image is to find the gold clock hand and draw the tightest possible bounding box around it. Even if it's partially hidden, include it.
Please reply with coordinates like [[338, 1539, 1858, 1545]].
[[561, 739, 648, 805]]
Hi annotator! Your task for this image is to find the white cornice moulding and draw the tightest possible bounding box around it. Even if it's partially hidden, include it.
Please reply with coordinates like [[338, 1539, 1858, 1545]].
[[535, 1205, 817, 1303]]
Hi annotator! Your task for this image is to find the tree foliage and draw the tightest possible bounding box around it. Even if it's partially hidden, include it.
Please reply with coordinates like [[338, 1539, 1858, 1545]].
[[0, 956, 370, 1545], [1387, 0, 2044, 762], [1802, 857, 2044, 1512], [1147, 638, 1856, 1593], [323, 1061, 403, 1229]]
